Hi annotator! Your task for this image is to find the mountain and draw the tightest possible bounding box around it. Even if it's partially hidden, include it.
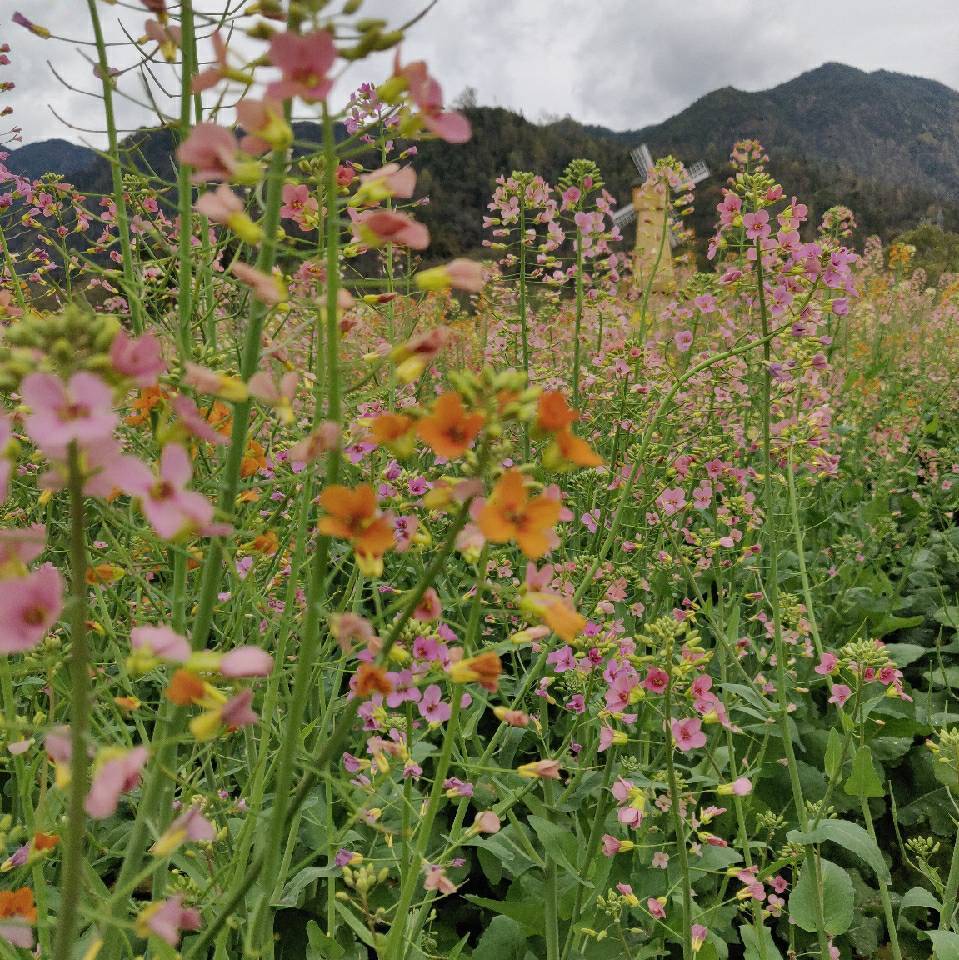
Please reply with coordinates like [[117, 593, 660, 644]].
[[3, 63, 958, 265]]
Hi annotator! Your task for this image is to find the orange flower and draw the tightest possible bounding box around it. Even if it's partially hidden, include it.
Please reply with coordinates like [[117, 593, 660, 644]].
[[318, 484, 395, 576], [125, 386, 166, 427], [86, 563, 124, 586], [114, 696, 142, 712], [241, 439, 267, 478], [32, 832, 59, 852], [478, 471, 560, 559], [166, 669, 207, 706], [354, 663, 393, 698], [537, 391, 578, 433], [249, 530, 279, 555], [417, 392, 484, 459], [370, 413, 416, 457], [543, 429, 604, 471], [0, 886, 36, 923], [521, 591, 586, 642], [447, 651, 502, 691]]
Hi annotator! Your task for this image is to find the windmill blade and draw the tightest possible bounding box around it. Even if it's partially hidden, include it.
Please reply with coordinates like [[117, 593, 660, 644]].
[[687, 159, 710, 184], [610, 202, 636, 228], [629, 143, 655, 181]]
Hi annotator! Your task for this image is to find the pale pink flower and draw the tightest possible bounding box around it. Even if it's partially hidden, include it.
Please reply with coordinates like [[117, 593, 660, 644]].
[[131, 444, 216, 540], [815, 652, 839, 675], [220, 688, 257, 729], [418, 684, 451, 724], [413, 587, 441, 622], [0, 563, 63, 652], [236, 97, 290, 154], [219, 646, 273, 677], [280, 183, 318, 224], [267, 30, 336, 102], [358, 163, 417, 200], [110, 329, 165, 386], [171, 395, 229, 446], [21, 371, 117, 455], [647, 897, 666, 920], [230, 262, 286, 305], [151, 804, 215, 855], [192, 30, 229, 92], [81, 439, 153, 500], [516, 758, 562, 779], [177, 123, 242, 183], [131, 624, 191, 662], [85, 746, 149, 818], [137, 895, 201, 946], [195, 183, 243, 223], [289, 422, 341, 463], [671, 717, 707, 753], [473, 811, 501, 834], [443, 259, 485, 292], [691, 924, 708, 951], [353, 209, 429, 250], [0, 524, 45, 568], [828, 684, 852, 707], [422, 864, 457, 896], [393, 53, 471, 143], [674, 330, 694, 352]]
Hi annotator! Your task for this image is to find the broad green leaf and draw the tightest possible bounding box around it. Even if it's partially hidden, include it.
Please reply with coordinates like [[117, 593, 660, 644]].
[[464, 895, 545, 933], [788, 858, 854, 936], [787, 819, 890, 883], [306, 920, 346, 959], [824, 728, 844, 779], [528, 815, 586, 883], [884, 643, 930, 668], [928, 930, 959, 959], [843, 746, 885, 798], [472, 916, 527, 960], [934, 606, 959, 629], [898, 886, 941, 927], [740, 922, 784, 960], [276, 866, 337, 908]]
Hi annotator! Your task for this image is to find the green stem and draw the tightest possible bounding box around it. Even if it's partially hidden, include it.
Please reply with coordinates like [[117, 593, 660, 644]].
[[0, 223, 26, 309], [860, 797, 902, 959], [572, 228, 584, 406], [53, 445, 91, 960], [176, 0, 196, 361], [941, 819, 959, 931]]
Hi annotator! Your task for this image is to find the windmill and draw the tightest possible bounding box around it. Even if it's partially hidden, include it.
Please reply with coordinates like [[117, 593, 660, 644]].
[[609, 143, 710, 292]]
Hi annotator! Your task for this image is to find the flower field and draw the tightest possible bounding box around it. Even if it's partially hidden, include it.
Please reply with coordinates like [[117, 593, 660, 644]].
[[1, 5, 959, 960]]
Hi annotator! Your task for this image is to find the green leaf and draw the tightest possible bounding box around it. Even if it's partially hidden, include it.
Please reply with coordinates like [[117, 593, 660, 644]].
[[898, 886, 941, 927], [843, 746, 885, 798], [528, 815, 585, 882], [788, 858, 854, 936], [787, 819, 890, 883], [927, 930, 959, 959], [472, 916, 527, 960], [824, 728, 844, 779], [334, 902, 376, 947], [934, 606, 959, 629], [306, 920, 346, 959], [740, 923, 783, 960], [276, 866, 337, 908], [884, 643, 930, 668], [464, 895, 545, 934]]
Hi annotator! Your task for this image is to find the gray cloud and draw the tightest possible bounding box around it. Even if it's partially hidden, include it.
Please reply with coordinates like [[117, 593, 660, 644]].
[[3, 0, 959, 148]]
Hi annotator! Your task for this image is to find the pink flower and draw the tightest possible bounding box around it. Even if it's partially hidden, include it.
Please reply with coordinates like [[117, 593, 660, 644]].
[[0, 524, 46, 568], [192, 30, 229, 92], [79, 439, 152, 500], [110, 329, 165, 386], [21, 371, 117, 455], [221, 688, 258, 729], [815, 652, 839, 675], [136, 895, 201, 946], [230, 262, 286, 305], [279, 183, 318, 226], [267, 30, 336, 102], [235, 97, 291, 154], [674, 330, 694, 352], [413, 587, 442, 622], [828, 684, 852, 707], [151, 804, 215, 855], [0, 563, 63, 653], [415, 258, 486, 294], [177, 123, 243, 183], [357, 163, 417, 201], [219, 646, 274, 677], [742, 209, 770, 240], [601, 834, 622, 857], [647, 897, 666, 920], [289, 422, 341, 463], [353, 209, 429, 250], [171, 395, 229, 446], [86, 746, 149, 818], [652, 851, 669, 869], [131, 624, 191, 662], [423, 864, 457, 896], [671, 717, 707, 753], [418, 684, 451, 724], [642, 667, 669, 694], [393, 54, 471, 143], [473, 811, 501, 834], [691, 924, 708, 951], [130, 444, 216, 540]]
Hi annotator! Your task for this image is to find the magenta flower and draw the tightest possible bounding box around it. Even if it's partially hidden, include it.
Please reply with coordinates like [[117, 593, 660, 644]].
[[136, 894, 201, 946], [86, 746, 149, 819], [828, 683, 852, 707], [110, 329, 165, 386], [177, 123, 250, 184], [353, 209, 429, 250], [267, 30, 336, 102], [418, 684, 451, 724], [219, 646, 274, 677], [0, 563, 63, 653], [671, 717, 707, 753], [21, 371, 117, 456], [131, 624, 191, 663]]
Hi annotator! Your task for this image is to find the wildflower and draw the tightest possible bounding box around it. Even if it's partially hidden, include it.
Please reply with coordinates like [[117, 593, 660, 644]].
[[674, 330, 694, 352], [390, 54, 471, 143], [598, 726, 628, 751], [290, 422, 341, 463], [184, 363, 248, 402], [479, 471, 560, 559], [370, 413, 416, 457], [177, 123, 260, 185], [110, 330, 165, 386], [86, 746, 149, 819], [12, 12, 51, 39], [354, 663, 393, 698], [190, 688, 259, 741], [230, 262, 287, 305], [318, 484, 395, 576], [0, 563, 63, 653], [828, 684, 852, 707], [493, 706, 529, 727], [642, 667, 669, 694], [536, 392, 578, 433], [413, 587, 442, 621], [542, 427, 603, 471], [330, 613, 378, 655], [520, 592, 586, 642], [414, 259, 485, 293], [418, 684, 451, 723], [248, 370, 297, 422], [21, 371, 118, 457], [353, 164, 417, 205], [151, 804, 215, 856], [691, 925, 708, 952], [602, 834, 634, 856], [353, 209, 429, 250], [390, 328, 449, 382], [267, 30, 336, 102], [144, 18, 181, 61], [135, 895, 201, 947], [192, 30, 232, 92], [447, 651, 502, 691], [235, 97, 292, 154], [423, 864, 457, 896], [472, 811, 501, 834], [0, 526, 45, 575], [417, 392, 484, 459], [219, 646, 274, 677], [129, 624, 191, 670], [814, 652, 839, 675], [647, 897, 667, 920], [516, 759, 562, 779], [195, 185, 263, 245], [0, 886, 36, 948], [717, 777, 752, 797], [671, 717, 707, 753]]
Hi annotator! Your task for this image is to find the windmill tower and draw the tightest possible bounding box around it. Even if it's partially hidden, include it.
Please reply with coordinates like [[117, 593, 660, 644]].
[[610, 144, 710, 293]]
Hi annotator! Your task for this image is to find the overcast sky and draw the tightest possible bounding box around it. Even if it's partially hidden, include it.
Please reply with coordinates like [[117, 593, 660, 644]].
[[3, 0, 959, 148]]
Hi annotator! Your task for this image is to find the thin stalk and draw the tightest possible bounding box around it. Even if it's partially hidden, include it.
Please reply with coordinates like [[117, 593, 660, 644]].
[[53, 445, 91, 960], [85, 0, 143, 333], [941, 818, 959, 931], [0, 223, 26, 310], [572, 228, 584, 405], [519, 199, 530, 458], [175, 0, 196, 361], [860, 797, 903, 959]]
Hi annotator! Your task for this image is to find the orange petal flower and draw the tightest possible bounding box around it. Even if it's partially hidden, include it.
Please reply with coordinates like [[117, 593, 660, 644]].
[[537, 391, 578, 433], [370, 413, 416, 456], [544, 428, 604, 471], [478, 471, 560, 559], [318, 484, 395, 576], [32, 832, 59, 852], [166, 669, 207, 706], [417, 392, 484, 459], [0, 886, 36, 923], [522, 591, 586, 642], [447, 651, 502, 691], [355, 663, 393, 698]]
